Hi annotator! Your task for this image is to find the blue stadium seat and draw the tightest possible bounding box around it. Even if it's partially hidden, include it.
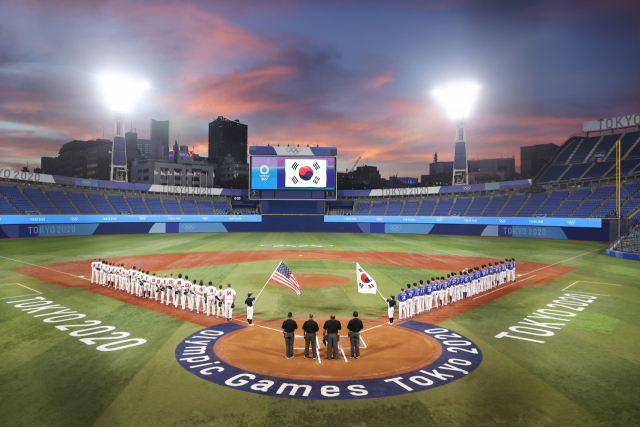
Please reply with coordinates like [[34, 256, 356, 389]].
[[126, 197, 150, 215], [198, 201, 215, 214], [570, 137, 600, 163], [516, 193, 548, 217], [604, 159, 640, 178], [498, 195, 527, 216], [590, 200, 617, 218], [567, 188, 592, 200], [145, 198, 167, 214], [433, 199, 453, 216], [592, 135, 619, 158], [535, 191, 569, 216], [466, 197, 489, 216], [449, 198, 471, 216], [0, 196, 20, 214], [88, 194, 116, 214], [416, 200, 436, 216], [0, 186, 39, 214], [386, 201, 403, 216], [214, 201, 229, 214], [559, 163, 591, 182], [67, 193, 97, 214], [588, 186, 615, 199], [46, 191, 79, 214], [163, 199, 183, 214], [482, 195, 509, 216], [108, 195, 131, 214], [400, 201, 419, 215], [370, 202, 387, 216], [550, 200, 581, 217], [606, 131, 640, 160], [22, 188, 59, 214], [180, 199, 199, 215], [621, 198, 640, 217], [355, 202, 371, 215], [581, 162, 614, 180], [571, 200, 601, 217], [621, 183, 640, 199], [553, 138, 580, 164], [538, 165, 568, 184]]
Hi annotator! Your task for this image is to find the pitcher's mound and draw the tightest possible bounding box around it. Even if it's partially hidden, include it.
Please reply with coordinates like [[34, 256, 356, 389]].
[[294, 274, 350, 287]]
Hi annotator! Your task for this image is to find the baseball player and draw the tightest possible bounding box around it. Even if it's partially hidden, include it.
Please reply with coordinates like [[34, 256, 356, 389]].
[[216, 285, 225, 318], [91, 259, 99, 283], [224, 283, 236, 321], [397, 287, 407, 321], [194, 280, 205, 314], [206, 281, 216, 316], [174, 274, 183, 307], [180, 275, 190, 310], [511, 258, 516, 281], [245, 292, 256, 325], [425, 280, 433, 312], [406, 284, 414, 318], [185, 276, 195, 310], [150, 273, 157, 300], [386, 295, 396, 325], [161, 274, 171, 304], [417, 280, 425, 314]]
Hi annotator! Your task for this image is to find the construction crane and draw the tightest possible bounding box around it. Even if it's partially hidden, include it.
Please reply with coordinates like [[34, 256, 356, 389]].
[[347, 156, 361, 173]]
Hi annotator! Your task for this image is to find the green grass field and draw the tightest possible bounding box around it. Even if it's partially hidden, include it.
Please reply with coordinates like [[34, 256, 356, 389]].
[[1, 233, 639, 427]]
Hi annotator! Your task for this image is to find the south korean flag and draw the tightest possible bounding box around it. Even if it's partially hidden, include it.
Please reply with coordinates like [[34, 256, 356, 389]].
[[285, 158, 327, 188], [356, 262, 377, 294]]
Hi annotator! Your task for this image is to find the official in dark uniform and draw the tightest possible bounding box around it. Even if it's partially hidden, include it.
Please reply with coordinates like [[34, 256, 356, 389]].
[[323, 315, 341, 360], [347, 311, 364, 359], [302, 314, 319, 359], [281, 312, 298, 359]]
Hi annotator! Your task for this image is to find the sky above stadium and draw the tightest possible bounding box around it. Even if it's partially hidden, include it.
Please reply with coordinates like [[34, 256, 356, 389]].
[[1, 0, 639, 177]]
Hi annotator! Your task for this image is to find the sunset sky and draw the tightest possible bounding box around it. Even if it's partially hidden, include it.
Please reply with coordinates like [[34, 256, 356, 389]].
[[1, 0, 639, 177]]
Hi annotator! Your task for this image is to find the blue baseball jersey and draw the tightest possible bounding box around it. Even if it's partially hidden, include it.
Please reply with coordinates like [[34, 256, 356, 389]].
[[418, 286, 425, 296], [398, 291, 407, 302], [464, 275, 470, 284], [426, 285, 432, 295], [406, 288, 414, 298]]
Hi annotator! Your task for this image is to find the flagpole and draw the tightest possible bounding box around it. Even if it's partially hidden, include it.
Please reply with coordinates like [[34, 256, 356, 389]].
[[376, 288, 388, 304], [255, 273, 275, 301]]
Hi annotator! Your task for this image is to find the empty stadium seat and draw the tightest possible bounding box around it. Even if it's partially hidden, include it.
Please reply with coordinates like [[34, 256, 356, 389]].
[[588, 186, 615, 199], [621, 183, 640, 199], [559, 163, 591, 182], [127, 197, 150, 215], [550, 200, 580, 217], [416, 200, 436, 216], [590, 200, 617, 218], [449, 198, 471, 216], [163, 199, 183, 214], [355, 202, 371, 215], [0, 196, 20, 214], [46, 191, 79, 214], [570, 137, 600, 163], [538, 164, 568, 184], [67, 193, 97, 214], [385, 201, 403, 216], [535, 191, 569, 216], [570, 200, 601, 217], [214, 201, 229, 214], [88, 194, 115, 214], [516, 193, 548, 217], [567, 188, 592, 200], [496, 194, 526, 216], [592, 134, 619, 158], [482, 195, 509, 216], [605, 159, 640, 178], [433, 199, 453, 216], [145, 198, 167, 214], [553, 138, 580, 164], [0, 186, 39, 214], [370, 202, 387, 215], [466, 197, 489, 216], [180, 199, 199, 214], [621, 198, 640, 217], [400, 201, 419, 215], [108, 195, 131, 214], [581, 162, 614, 180], [22, 188, 59, 214], [197, 201, 215, 214]]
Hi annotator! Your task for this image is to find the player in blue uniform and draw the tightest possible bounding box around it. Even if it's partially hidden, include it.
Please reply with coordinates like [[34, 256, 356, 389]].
[[397, 288, 407, 321], [406, 284, 415, 318], [425, 280, 433, 311], [417, 281, 425, 314]]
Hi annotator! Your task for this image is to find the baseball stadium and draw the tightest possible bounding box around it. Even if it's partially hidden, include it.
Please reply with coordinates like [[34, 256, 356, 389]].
[[2, 2, 640, 427]]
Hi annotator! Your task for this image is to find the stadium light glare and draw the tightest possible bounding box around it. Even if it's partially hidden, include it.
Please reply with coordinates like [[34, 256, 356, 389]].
[[432, 81, 481, 120], [98, 74, 149, 113]]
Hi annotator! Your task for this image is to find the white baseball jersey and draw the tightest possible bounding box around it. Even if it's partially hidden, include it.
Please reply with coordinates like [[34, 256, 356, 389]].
[[91, 261, 98, 269], [206, 286, 216, 299], [224, 288, 236, 302], [217, 289, 224, 302], [167, 277, 175, 289], [183, 281, 192, 295]]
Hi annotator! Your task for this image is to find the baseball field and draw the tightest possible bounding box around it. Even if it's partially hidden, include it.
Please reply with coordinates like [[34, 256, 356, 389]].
[[1, 232, 639, 427]]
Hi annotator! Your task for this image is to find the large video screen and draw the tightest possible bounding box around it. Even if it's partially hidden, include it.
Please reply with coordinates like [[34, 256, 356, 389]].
[[251, 156, 336, 190]]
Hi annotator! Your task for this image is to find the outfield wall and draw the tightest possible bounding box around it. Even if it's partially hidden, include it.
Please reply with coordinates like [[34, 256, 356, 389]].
[[0, 214, 609, 241]]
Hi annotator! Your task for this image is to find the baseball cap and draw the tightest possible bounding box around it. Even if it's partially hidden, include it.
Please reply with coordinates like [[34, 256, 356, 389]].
[[248, 292, 252, 296]]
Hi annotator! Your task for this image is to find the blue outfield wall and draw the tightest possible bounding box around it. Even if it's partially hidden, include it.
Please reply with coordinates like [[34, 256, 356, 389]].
[[0, 215, 609, 241]]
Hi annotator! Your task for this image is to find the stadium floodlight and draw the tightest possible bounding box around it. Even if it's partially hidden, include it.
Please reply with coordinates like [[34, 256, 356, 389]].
[[432, 81, 481, 185], [98, 74, 149, 182]]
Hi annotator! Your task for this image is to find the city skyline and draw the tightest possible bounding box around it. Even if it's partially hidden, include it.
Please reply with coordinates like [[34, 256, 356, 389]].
[[1, 0, 639, 178]]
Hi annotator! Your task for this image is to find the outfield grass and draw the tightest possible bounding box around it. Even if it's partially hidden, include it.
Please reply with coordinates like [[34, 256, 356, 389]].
[[1, 233, 639, 427]]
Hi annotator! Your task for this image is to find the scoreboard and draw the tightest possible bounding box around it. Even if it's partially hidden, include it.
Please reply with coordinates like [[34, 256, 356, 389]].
[[249, 146, 337, 200]]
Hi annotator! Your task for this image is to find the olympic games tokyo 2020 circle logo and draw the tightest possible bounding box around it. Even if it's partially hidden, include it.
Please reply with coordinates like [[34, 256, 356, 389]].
[[175, 321, 482, 400], [259, 165, 270, 181]]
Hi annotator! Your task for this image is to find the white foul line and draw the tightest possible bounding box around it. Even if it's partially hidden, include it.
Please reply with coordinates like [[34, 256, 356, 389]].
[[567, 290, 610, 297], [562, 281, 578, 291], [0, 283, 43, 300], [0, 255, 89, 281]]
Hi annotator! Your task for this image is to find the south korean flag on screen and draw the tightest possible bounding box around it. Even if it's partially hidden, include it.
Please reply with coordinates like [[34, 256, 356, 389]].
[[284, 158, 327, 188]]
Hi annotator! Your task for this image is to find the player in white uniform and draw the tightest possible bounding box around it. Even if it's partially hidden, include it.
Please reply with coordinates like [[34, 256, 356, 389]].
[[193, 280, 205, 314], [113, 263, 120, 290], [216, 285, 225, 318], [181, 276, 191, 309], [224, 283, 236, 321], [184, 276, 193, 310], [206, 282, 216, 316], [91, 259, 99, 283], [159, 274, 167, 304], [175, 274, 184, 308]]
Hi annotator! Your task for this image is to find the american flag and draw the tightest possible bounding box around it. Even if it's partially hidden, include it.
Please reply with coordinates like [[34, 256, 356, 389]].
[[269, 261, 300, 296]]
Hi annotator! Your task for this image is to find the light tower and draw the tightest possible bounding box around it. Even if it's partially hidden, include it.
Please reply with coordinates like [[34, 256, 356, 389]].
[[99, 75, 149, 182], [433, 81, 481, 185]]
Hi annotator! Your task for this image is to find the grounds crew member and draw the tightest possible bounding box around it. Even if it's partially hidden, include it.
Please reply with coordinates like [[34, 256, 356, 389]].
[[281, 312, 297, 359], [347, 311, 364, 359], [302, 314, 319, 359], [323, 314, 342, 360], [245, 292, 256, 325]]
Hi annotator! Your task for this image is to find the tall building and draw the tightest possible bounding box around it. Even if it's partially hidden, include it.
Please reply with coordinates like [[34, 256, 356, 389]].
[[520, 143, 559, 179], [57, 139, 112, 179], [136, 139, 164, 161], [208, 116, 248, 167], [150, 119, 170, 158], [40, 157, 58, 175]]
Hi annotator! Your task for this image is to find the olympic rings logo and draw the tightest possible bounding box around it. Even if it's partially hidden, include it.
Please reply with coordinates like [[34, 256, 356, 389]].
[[286, 147, 301, 154], [184, 225, 196, 231], [567, 220, 576, 225]]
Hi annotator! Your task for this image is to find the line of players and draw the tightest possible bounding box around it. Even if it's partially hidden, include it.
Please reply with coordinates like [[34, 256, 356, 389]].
[[89, 259, 244, 322], [387, 259, 516, 323]]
